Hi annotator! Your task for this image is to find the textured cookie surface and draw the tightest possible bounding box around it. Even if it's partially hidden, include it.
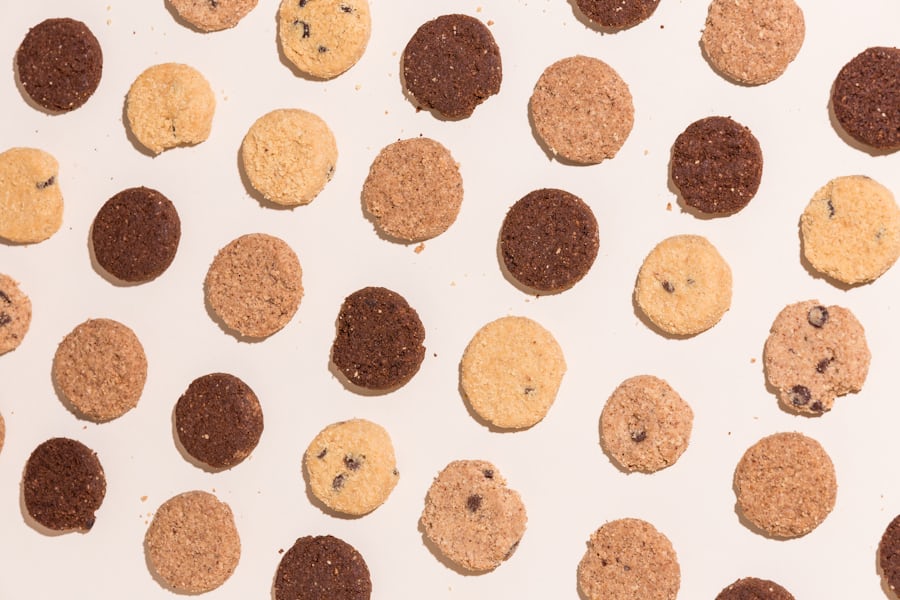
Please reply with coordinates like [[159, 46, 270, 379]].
[[402, 13, 502, 119], [763, 299, 870, 415], [577, 518, 680, 600], [0, 274, 32, 355], [0, 412, 4, 455], [274, 535, 372, 600], [530, 55, 634, 164], [241, 108, 337, 206], [460, 316, 566, 429], [169, 0, 259, 31], [734, 431, 837, 538], [831, 46, 900, 151], [575, 0, 660, 29], [701, 0, 805, 85], [715, 577, 795, 600], [278, 0, 371, 79], [362, 137, 463, 242], [421, 459, 527, 572], [0, 147, 63, 244], [499, 188, 599, 292], [879, 514, 900, 594], [304, 418, 399, 516], [52, 318, 147, 422]]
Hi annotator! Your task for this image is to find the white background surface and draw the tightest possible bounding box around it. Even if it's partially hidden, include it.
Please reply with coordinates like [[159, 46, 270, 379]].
[[1, 0, 899, 598]]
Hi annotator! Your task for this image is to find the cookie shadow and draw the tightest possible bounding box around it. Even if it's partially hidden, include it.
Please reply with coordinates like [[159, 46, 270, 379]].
[[664, 138, 743, 221], [826, 80, 899, 157], [696, 37, 760, 88], [119, 96, 159, 158]]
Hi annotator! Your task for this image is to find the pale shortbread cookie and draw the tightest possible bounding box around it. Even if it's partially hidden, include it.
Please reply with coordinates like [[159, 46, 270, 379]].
[[0, 147, 62, 243], [168, 0, 259, 32], [278, 0, 371, 79], [0, 274, 32, 355]]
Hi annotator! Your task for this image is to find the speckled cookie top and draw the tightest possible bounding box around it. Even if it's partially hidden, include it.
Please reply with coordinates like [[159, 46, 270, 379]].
[[575, 0, 660, 29], [715, 577, 795, 600], [169, 0, 259, 32], [832, 46, 900, 151], [274, 535, 372, 600], [879, 514, 900, 594], [0, 273, 31, 355], [0, 147, 63, 244]]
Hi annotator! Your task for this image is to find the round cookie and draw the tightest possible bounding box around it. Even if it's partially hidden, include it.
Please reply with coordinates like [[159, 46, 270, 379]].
[[169, 0, 259, 32], [241, 108, 337, 206], [763, 299, 870, 415], [529, 55, 634, 164], [0, 274, 32, 355], [879, 514, 900, 595], [420, 459, 527, 572], [175, 373, 263, 469], [304, 418, 399, 516], [362, 137, 463, 242], [715, 577, 795, 600], [670, 116, 763, 215], [330, 286, 425, 391], [0, 147, 63, 244], [23, 437, 106, 532], [600, 375, 693, 473], [734, 431, 836, 538], [700, 0, 805, 85], [274, 535, 372, 600], [52, 318, 148, 422], [125, 63, 215, 155], [499, 188, 599, 293], [278, 0, 372, 79], [91, 186, 181, 283], [145, 490, 240, 593], [634, 234, 733, 336], [575, 0, 660, 30], [16, 18, 103, 112], [402, 13, 502, 119], [460, 316, 566, 430], [577, 518, 680, 600], [204, 233, 303, 338], [831, 47, 900, 151]]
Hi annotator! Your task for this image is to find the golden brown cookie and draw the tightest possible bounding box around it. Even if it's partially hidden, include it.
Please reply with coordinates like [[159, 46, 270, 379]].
[[0, 147, 63, 244], [278, 0, 371, 79], [168, 0, 259, 32], [0, 274, 32, 355]]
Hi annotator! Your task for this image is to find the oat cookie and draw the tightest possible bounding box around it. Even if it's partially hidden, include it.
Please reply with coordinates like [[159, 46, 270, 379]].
[[715, 577, 795, 600], [169, 0, 259, 32], [879, 514, 900, 594], [575, 0, 660, 30], [832, 46, 900, 151], [0, 274, 32, 355], [0, 147, 63, 244], [763, 300, 870, 415], [421, 459, 527, 572], [460, 316, 566, 430], [274, 535, 372, 600], [278, 0, 371, 79], [577, 518, 680, 600]]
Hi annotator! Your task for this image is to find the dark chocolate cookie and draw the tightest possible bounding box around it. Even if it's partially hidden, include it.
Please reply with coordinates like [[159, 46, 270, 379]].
[[15, 18, 103, 112], [330, 286, 425, 391], [23, 437, 106, 532], [880, 514, 900, 594], [671, 116, 763, 215], [401, 13, 502, 119], [175, 373, 263, 469], [91, 186, 181, 283], [831, 46, 900, 151], [274, 535, 372, 600], [500, 188, 599, 293], [715, 577, 795, 600], [575, 0, 660, 29]]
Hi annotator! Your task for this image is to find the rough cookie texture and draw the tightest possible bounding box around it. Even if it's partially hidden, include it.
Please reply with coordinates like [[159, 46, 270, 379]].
[[274, 535, 372, 600], [831, 46, 900, 151], [278, 0, 372, 79], [715, 577, 795, 600], [575, 0, 660, 29], [169, 0, 259, 32], [879, 514, 900, 595], [0, 273, 32, 355], [0, 147, 63, 244], [0, 412, 4, 455]]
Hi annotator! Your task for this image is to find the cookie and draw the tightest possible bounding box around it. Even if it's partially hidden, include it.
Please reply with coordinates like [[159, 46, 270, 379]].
[[831, 46, 900, 151], [362, 137, 463, 242], [0, 274, 32, 355], [204, 233, 303, 338], [575, 0, 660, 29], [577, 518, 680, 600], [145, 490, 241, 593], [304, 418, 399, 516], [0, 147, 63, 243], [499, 188, 599, 293], [278, 0, 372, 79], [460, 316, 566, 430], [125, 63, 215, 154], [715, 577, 795, 600], [91, 186, 181, 283], [274, 535, 372, 600], [402, 13, 502, 119], [0, 412, 4, 455], [763, 299, 870, 415], [879, 514, 900, 594], [330, 286, 425, 391], [700, 0, 805, 85], [420, 459, 527, 572], [670, 116, 763, 215], [529, 55, 634, 164], [734, 431, 836, 538], [240, 108, 337, 206], [169, 0, 259, 32], [52, 318, 148, 422], [175, 373, 263, 469], [23, 437, 106, 532], [15, 18, 103, 112], [600, 375, 693, 473], [634, 234, 733, 336]]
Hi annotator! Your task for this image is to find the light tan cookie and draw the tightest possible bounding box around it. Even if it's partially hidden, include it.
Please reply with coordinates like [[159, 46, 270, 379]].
[[278, 0, 371, 79], [304, 418, 399, 516], [421, 459, 527, 572], [460, 316, 566, 430], [600, 375, 693, 473], [700, 0, 805, 85], [578, 518, 680, 600], [734, 431, 836, 538], [801, 175, 900, 285], [168, 0, 259, 32], [529, 55, 634, 164], [241, 108, 337, 206], [125, 63, 215, 154], [763, 299, 870, 415], [0, 411, 5, 455], [0, 274, 32, 355], [145, 490, 241, 593], [362, 137, 463, 242], [0, 147, 62, 243], [634, 234, 732, 336]]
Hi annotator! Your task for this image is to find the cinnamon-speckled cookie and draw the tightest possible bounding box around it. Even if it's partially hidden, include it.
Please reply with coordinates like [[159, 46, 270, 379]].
[[831, 47, 900, 151], [0, 274, 32, 355], [169, 0, 259, 32], [879, 514, 900, 595], [575, 0, 660, 29], [274, 535, 372, 600], [715, 577, 795, 600], [278, 0, 371, 79], [0, 147, 63, 244]]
